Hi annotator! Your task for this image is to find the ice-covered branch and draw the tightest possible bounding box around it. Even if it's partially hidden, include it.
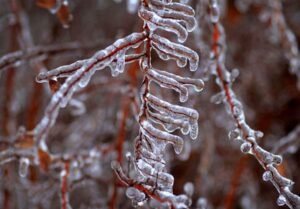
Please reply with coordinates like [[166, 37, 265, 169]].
[[207, 0, 300, 208], [0, 40, 109, 71], [111, 0, 203, 208], [34, 32, 147, 150]]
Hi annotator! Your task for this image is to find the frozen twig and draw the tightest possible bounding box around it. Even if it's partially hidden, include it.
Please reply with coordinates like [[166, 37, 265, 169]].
[[207, 0, 300, 208]]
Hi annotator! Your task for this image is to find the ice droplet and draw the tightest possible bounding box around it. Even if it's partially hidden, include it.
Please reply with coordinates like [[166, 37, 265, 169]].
[[210, 0, 220, 23], [228, 128, 241, 140], [230, 68, 239, 82], [254, 130, 264, 138], [240, 142, 252, 153], [184, 182, 194, 197], [196, 198, 207, 209], [126, 0, 139, 14], [273, 155, 283, 165], [277, 195, 287, 206], [19, 157, 30, 178], [262, 171, 272, 182]]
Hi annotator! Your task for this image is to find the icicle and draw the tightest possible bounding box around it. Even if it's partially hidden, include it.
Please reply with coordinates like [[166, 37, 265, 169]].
[[115, 50, 126, 74], [139, 6, 188, 43], [136, 159, 174, 189], [151, 34, 199, 71], [149, 0, 195, 16], [147, 109, 190, 134], [153, 68, 204, 92], [147, 94, 199, 121], [141, 120, 184, 154], [148, 68, 189, 102]]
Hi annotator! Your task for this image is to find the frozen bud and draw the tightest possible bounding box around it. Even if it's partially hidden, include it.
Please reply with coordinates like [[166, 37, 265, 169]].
[[19, 157, 30, 178], [240, 142, 252, 153], [276, 195, 287, 206], [262, 171, 272, 182], [184, 182, 194, 197]]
